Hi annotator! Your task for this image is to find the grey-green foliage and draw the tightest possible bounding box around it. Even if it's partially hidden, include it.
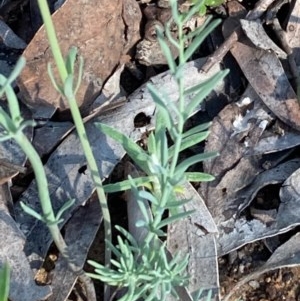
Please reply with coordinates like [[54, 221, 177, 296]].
[[87, 0, 229, 300]]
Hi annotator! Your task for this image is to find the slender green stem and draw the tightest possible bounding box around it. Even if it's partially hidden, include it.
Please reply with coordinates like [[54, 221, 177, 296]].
[[36, 0, 112, 289], [170, 22, 185, 176], [67, 95, 112, 265], [37, 0, 67, 83], [14, 131, 71, 260]]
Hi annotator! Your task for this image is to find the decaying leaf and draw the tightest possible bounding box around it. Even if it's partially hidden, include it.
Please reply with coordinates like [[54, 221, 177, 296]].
[[240, 19, 286, 59], [18, 0, 141, 119], [217, 159, 300, 256], [0, 184, 51, 301], [223, 18, 300, 131], [168, 181, 219, 300]]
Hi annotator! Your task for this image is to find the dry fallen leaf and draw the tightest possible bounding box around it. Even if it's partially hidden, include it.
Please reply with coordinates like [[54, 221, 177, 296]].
[[18, 0, 141, 119]]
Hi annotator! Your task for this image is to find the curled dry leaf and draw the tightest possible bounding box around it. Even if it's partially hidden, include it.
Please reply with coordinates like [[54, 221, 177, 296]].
[[223, 17, 300, 131], [18, 0, 141, 119]]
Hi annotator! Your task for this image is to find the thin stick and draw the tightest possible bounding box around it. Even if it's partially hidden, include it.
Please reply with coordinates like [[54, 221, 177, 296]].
[[201, 0, 277, 73]]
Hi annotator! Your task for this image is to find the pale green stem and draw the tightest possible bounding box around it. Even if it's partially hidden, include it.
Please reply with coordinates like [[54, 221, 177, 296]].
[[36, 0, 112, 289], [14, 132, 71, 261], [67, 95, 112, 265], [37, 0, 67, 82], [150, 19, 187, 232]]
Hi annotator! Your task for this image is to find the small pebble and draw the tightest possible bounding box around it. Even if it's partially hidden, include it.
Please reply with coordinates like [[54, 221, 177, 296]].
[[265, 276, 272, 283], [248, 280, 260, 289], [239, 264, 245, 274], [282, 271, 294, 283], [266, 285, 277, 299]]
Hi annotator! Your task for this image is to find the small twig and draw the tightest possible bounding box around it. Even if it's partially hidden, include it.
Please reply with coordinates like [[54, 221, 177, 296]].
[[201, 0, 277, 73], [201, 30, 239, 73], [247, 0, 277, 20]]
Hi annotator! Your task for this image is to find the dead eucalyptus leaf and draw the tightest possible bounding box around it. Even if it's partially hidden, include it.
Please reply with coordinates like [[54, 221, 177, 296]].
[[168, 181, 219, 300], [224, 24, 300, 131], [202, 86, 276, 220], [240, 19, 286, 59], [18, 0, 141, 119], [217, 160, 300, 256]]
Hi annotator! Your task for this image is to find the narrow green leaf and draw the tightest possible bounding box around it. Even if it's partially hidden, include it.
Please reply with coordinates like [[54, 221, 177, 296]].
[[0, 134, 11, 142], [165, 198, 191, 208], [110, 259, 121, 269], [0, 57, 25, 97], [157, 210, 195, 229], [182, 122, 211, 138], [64, 75, 74, 99], [65, 46, 77, 75], [184, 70, 229, 119], [164, 23, 180, 49], [147, 84, 172, 130], [192, 288, 204, 301], [47, 63, 64, 94], [0, 262, 10, 301], [185, 171, 215, 182], [184, 15, 212, 40], [184, 19, 221, 61], [169, 0, 181, 27], [184, 74, 221, 96], [105, 238, 122, 258], [95, 123, 151, 173], [138, 190, 159, 205], [155, 127, 168, 166], [182, 0, 207, 24], [172, 253, 189, 274], [157, 28, 176, 74], [55, 198, 75, 221], [175, 151, 218, 175], [155, 106, 167, 135], [147, 131, 156, 155], [20, 202, 45, 222], [0, 107, 16, 133], [103, 176, 153, 193], [168, 131, 209, 158], [115, 226, 139, 249], [137, 197, 151, 224], [74, 55, 84, 95], [206, 289, 212, 301], [18, 120, 36, 133]]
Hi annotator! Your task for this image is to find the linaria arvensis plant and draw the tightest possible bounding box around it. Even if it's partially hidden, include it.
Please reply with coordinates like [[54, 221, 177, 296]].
[[88, 0, 228, 300], [0, 0, 228, 300]]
